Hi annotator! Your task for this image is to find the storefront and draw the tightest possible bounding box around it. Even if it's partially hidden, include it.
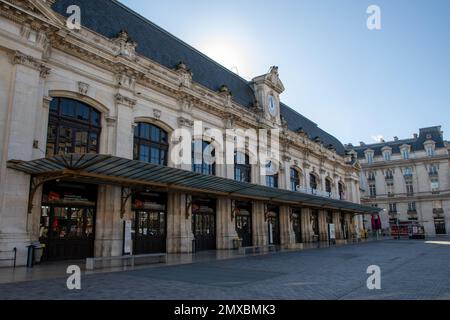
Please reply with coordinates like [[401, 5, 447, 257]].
[[40, 181, 97, 261], [234, 201, 253, 247], [192, 197, 216, 251], [132, 191, 167, 254], [267, 205, 280, 245]]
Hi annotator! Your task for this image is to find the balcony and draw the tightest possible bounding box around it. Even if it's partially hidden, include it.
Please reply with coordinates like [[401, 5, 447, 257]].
[[428, 171, 438, 178], [433, 208, 444, 215], [407, 210, 417, 215]]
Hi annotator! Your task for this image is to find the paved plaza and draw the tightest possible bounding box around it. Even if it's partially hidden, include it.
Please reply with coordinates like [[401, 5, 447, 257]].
[[1, 239, 450, 300]]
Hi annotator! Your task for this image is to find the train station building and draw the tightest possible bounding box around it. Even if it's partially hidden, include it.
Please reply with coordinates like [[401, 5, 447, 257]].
[[0, 0, 379, 266]]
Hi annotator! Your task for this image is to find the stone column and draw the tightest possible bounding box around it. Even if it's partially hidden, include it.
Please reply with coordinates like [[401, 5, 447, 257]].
[[216, 198, 238, 250], [166, 191, 194, 253], [252, 201, 268, 246], [279, 205, 295, 247], [318, 210, 328, 241], [0, 51, 49, 265], [345, 213, 354, 238], [301, 208, 314, 242], [95, 185, 123, 257], [113, 93, 136, 158], [332, 211, 343, 240]]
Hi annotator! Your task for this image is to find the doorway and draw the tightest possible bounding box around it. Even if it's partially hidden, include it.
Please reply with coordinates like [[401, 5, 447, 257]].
[[40, 182, 97, 261], [235, 201, 252, 247], [192, 198, 216, 251]]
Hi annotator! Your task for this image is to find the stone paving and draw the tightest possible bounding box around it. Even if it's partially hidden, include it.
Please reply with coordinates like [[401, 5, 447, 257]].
[[1, 239, 450, 300]]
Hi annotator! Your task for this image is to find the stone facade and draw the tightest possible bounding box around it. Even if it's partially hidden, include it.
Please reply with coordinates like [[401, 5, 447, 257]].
[[348, 127, 450, 236], [0, 0, 366, 266]]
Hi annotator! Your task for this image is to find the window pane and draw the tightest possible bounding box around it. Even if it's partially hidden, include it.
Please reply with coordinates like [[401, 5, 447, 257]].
[[91, 110, 101, 126], [76, 103, 89, 121], [139, 144, 150, 162], [61, 99, 77, 117]]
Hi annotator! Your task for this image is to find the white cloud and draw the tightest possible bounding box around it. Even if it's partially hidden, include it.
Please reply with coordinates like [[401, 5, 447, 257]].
[[371, 134, 384, 143]]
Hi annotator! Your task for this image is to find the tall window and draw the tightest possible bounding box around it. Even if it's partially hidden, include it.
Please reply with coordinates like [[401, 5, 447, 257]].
[[46, 97, 101, 156], [403, 167, 413, 178], [429, 165, 438, 176], [338, 182, 345, 200], [325, 179, 332, 195], [192, 140, 216, 175], [389, 203, 397, 213], [385, 169, 394, 180], [310, 174, 318, 192], [369, 184, 377, 198], [367, 171, 376, 181], [383, 151, 391, 161], [401, 149, 409, 160], [366, 153, 374, 164], [133, 123, 168, 165], [426, 145, 435, 157], [387, 181, 395, 197], [266, 161, 278, 188], [234, 152, 251, 183], [408, 202, 416, 212], [406, 181, 414, 196], [290, 168, 301, 191]]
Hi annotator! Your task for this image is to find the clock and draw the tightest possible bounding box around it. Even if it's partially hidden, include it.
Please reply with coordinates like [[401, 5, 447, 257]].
[[267, 95, 277, 117]]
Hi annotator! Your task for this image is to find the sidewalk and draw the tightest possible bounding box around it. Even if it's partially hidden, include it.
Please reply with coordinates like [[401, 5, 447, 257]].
[[0, 236, 391, 285]]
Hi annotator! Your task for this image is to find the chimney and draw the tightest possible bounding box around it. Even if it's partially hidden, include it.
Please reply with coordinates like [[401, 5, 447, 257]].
[[394, 136, 399, 141], [413, 133, 418, 139], [360, 141, 365, 147]]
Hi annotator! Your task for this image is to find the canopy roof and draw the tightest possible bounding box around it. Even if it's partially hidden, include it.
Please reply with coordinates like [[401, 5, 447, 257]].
[[8, 154, 380, 214]]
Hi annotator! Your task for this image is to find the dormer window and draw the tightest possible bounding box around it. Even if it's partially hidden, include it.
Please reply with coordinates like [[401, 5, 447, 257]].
[[381, 147, 392, 162], [365, 150, 374, 164], [400, 145, 411, 160], [424, 140, 436, 157]]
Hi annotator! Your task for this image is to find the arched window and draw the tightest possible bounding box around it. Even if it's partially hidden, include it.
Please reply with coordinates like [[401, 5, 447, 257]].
[[192, 140, 216, 175], [325, 178, 332, 195], [338, 182, 345, 200], [46, 97, 101, 156], [266, 161, 278, 188], [290, 168, 301, 191], [234, 152, 251, 183], [310, 173, 318, 192], [133, 123, 168, 165]]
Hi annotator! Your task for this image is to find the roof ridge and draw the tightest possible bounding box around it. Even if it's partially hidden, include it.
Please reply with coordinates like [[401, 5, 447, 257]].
[[112, 0, 254, 88]]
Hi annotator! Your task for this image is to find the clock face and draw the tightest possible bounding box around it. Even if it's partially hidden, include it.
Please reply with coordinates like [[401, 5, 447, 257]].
[[268, 95, 277, 117]]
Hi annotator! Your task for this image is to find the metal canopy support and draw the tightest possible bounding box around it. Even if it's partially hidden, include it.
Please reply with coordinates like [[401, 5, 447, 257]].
[[27, 173, 69, 214]]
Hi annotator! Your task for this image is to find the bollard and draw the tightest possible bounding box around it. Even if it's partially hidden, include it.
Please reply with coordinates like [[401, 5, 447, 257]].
[[26, 245, 36, 268]]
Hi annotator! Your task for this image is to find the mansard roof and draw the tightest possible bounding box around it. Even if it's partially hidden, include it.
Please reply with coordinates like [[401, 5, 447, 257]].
[[52, 0, 346, 155], [349, 126, 446, 159]]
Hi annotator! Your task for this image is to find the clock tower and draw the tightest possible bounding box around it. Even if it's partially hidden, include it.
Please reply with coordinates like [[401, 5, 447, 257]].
[[251, 66, 285, 125]]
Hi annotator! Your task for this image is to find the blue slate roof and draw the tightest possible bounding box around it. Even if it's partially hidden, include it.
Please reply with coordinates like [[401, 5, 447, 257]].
[[51, 0, 346, 155], [349, 126, 445, 159]]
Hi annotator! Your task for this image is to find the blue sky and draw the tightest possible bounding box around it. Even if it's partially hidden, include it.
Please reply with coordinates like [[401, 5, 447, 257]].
[[119, 0, 450, 145]]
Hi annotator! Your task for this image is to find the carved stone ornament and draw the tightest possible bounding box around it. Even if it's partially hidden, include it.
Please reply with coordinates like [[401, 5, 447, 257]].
[[10, 51, 50, 78], [153, 109, 162, 120], [113, 30, 137, 60], [115, 93, 137, 108], [176, 61, 193, 88], [78, 82, 89, 95], [178, 117, 194, 128]]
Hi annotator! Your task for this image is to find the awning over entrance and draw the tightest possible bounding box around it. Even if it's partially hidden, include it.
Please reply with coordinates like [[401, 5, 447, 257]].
[[7, 154, 381, 214]]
